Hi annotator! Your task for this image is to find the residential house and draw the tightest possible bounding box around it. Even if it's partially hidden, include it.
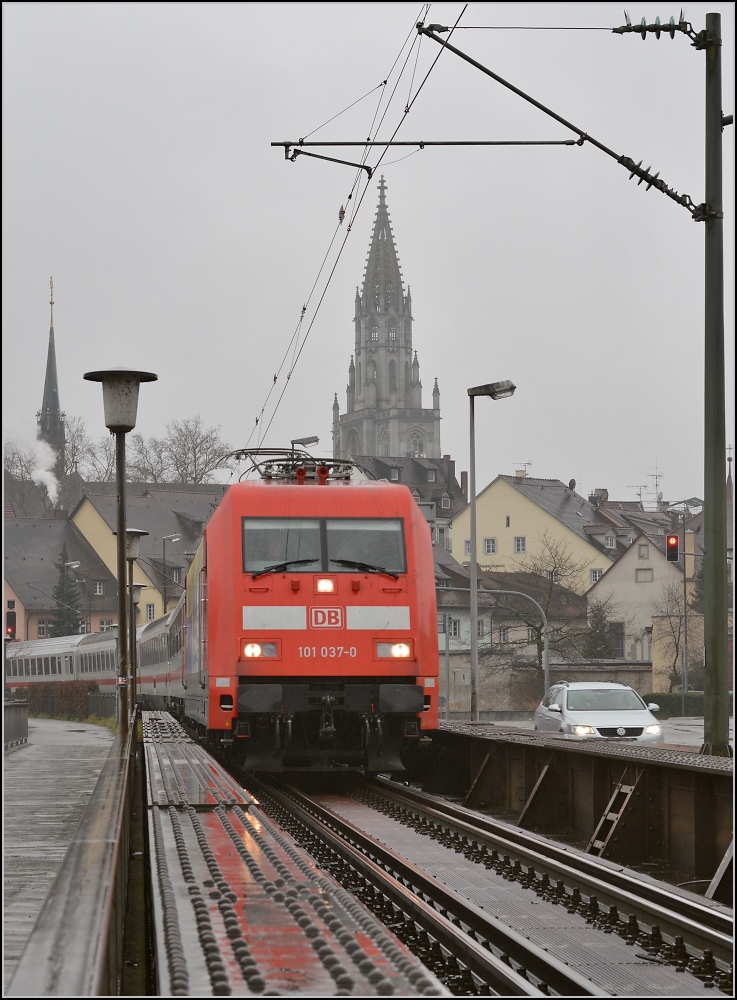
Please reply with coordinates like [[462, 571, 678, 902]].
[[450, 472, 635, 593]]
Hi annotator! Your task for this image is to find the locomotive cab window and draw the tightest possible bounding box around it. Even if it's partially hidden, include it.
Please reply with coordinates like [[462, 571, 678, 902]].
[[243, 517, 406, 575]]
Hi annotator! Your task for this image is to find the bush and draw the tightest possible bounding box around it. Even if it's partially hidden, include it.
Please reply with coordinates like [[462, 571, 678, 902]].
[[23, 681, 100, 719], [644, 691, 734, 718]]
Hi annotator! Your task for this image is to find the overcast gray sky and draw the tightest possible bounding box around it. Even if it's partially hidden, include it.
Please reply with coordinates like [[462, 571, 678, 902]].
[[3, 2, 734, 507]]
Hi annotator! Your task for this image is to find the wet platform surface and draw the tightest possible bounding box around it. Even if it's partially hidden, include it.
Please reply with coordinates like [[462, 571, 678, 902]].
[[3, 718, 114, 992], [143, 712, 450, 996]]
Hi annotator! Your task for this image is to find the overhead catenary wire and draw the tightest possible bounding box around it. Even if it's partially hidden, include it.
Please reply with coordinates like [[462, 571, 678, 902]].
[[243, 3, 444, 455], [257, 8, 470, 445]]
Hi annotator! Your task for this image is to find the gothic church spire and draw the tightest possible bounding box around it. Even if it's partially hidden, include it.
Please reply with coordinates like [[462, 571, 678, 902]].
[[36, 276, 66, 479]]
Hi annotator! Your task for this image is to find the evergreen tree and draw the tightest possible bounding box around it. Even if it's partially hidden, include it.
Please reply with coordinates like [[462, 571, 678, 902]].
[[48, 544, 83, 637], [582, 600, 615, 659], [689, 563, 705, 613]]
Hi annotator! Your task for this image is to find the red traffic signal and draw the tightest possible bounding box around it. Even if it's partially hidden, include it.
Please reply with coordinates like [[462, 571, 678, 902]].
[[5, 609, 16, 639], [666, 534, 680, 562]]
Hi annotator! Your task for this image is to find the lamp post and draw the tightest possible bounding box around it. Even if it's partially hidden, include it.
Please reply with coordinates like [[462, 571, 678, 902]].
[[468, 380, 516, 721], [162, 533, 181, 614], [125, 529, 148, 709], [84, 367, 157, 736]]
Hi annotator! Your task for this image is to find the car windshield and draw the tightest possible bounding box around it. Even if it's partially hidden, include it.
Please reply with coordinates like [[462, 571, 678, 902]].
[[566, 688, 646, 712]]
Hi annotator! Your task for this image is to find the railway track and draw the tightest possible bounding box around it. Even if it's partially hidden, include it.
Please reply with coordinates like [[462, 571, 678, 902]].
[[241, 771, 733, 998]]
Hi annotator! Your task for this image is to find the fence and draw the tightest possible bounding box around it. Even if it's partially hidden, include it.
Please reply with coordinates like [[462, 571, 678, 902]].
[[3, 700, 28, 748]]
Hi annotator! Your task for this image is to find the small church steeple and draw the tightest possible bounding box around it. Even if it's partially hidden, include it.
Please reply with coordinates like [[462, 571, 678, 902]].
[[36, 276, 66, 482]]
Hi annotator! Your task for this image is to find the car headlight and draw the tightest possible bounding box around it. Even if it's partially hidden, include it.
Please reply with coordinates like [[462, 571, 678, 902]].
[[645, 724, 661, 735], [572, 724, 596, 736]]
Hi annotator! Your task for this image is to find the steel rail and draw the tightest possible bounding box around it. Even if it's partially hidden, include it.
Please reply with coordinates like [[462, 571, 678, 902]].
[[367, 776, 734, 963], [256, 777, 611, 997]]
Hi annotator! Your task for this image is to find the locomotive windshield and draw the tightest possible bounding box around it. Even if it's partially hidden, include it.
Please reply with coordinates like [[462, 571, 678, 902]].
[[243, 517, 406, 575]]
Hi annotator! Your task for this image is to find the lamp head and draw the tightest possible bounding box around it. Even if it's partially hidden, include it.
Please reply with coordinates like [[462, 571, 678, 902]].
[[125, 528, 149, 560], [291, 435, 319, 448], [84, 367, 158, 431], [468, 380, 516, 400]]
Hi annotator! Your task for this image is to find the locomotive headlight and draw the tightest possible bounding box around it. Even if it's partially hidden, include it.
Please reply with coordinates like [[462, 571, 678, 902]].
[[242, 642, 278, 659], [316, 578, 336, 594], [376, 641, 412, 658]]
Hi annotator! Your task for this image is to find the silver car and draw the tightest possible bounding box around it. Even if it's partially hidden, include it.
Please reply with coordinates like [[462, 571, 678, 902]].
[[534, 681, 663, 744]]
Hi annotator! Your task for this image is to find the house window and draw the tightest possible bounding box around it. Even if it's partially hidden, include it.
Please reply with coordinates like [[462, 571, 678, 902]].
[[441, 495, 450, 509], [146, 603, 156, 622], [477, 619, 485, 638], [389, 326, 397, 342], [505, 516, 510, 527], [436, 527, 445, 547], [527, 627, 535, 642], [605, 535, 616, 549], [427, 469, 436, 483], [390, 468, 400, 481], [464, 540, 471, 556], [436, 579, 449, 588], [172, 568, 180, 584], [590, 568, 602, 583], [635, 568, 654, 583], [545, 570, 560, 583], [638, 543, 649, 559], [371, 326, 378, 342], [411, 490, 420, 500], [438, 615, 446, 632], [93, 581, 104, 596], [609, 622, 625, 657], [450, 619, 460, 638], [514, 537, 526, 554], [483, 538, 497, 555], [498, 626, 510, 643], [100, 619, 114, 632], [38, 619, 50, 638]]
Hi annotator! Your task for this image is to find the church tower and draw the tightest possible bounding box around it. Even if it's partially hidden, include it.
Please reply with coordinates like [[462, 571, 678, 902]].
[[333, 177, 441, 459], [36, 277, 66, 482]]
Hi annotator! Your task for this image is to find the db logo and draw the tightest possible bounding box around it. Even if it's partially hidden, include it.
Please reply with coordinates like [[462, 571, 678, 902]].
[[310, 607, 343, 628]]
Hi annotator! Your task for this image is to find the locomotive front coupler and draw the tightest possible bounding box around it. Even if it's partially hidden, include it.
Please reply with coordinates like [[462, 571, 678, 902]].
[[318, 695, 337, 743]]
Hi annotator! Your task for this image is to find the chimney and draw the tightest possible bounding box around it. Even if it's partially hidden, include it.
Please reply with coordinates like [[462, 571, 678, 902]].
[[589, 488, 609, 505], [515, 469, 527, 478], [461, 471, 468, 499]]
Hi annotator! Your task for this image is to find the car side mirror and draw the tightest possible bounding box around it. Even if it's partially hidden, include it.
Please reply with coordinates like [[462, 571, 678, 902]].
[[549, 704, 562, 713], [647, 703, 660, 712]]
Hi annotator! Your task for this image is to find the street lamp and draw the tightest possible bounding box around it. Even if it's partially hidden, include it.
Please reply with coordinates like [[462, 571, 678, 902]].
[[84, 367, 157, 736], [162, 534, 181, 614], [126, 529, 148, 708], [468, 380, 516, 721]]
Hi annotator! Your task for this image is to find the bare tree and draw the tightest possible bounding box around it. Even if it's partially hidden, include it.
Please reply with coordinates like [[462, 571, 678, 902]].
[[128, 433, 173, 483], [652, 580, 687, 693], [3, 441, 37, 480], [86, 434, 117, 482], [164, 416, 234, 484], [63, 415, 93, 477]]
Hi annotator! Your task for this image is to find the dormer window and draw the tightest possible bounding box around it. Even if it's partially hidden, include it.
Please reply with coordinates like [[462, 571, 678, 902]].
[[441, 494, 450, 509], [411, 490, 420, 500], [390, 468, 400, 481], [605, 535, 616, 549], [427, 470, 436, 483]]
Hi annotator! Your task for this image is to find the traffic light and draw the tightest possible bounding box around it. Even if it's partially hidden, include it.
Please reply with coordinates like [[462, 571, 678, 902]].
[[5, 609, 16, 640], [666, 534, 680, 562]]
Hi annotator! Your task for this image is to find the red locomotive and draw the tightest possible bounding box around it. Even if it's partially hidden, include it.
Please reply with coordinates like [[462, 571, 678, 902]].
[[139, 451, 439, 772]]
